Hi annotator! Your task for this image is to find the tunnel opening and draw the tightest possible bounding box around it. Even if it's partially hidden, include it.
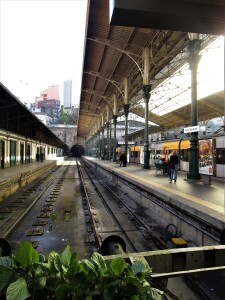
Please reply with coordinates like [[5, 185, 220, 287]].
[[70, 144, 85, 157]]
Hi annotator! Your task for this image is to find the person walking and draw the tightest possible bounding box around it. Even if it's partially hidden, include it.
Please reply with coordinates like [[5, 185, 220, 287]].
[[169, 150, 179, 183]]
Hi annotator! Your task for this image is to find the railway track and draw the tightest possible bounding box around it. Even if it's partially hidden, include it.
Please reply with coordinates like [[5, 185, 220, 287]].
[[80, 158, 225, 300], [0, 162, 76, 252], [78, 158, 172, 252], [1, 158, 172, 260]]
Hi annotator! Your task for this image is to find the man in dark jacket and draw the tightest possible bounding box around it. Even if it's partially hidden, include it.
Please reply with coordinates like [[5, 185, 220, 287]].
[[169, 151, 179, 183], [119, 152, 127, 167]]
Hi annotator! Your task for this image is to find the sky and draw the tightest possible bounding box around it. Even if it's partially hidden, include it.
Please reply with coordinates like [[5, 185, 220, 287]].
[[0, 0, 87, 105]]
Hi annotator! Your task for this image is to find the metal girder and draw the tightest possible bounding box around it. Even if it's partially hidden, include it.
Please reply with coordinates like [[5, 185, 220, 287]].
[[110, 0, 225, 35], [104, 245, 225, 278]]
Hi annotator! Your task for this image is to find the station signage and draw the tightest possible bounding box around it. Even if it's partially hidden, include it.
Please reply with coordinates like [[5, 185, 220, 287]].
[[118, 141, 135, 145], [184, 126, 199, 133]]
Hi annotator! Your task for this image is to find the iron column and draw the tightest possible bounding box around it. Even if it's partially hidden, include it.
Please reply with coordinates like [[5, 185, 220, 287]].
[[106, 122, 109, 160], [97, 130, 101, 159], [187, 34, 202, 180], [101, 127, 104, 159], [113, 115, 117, 162], [142, 85, 151, 169], [124, 104, 130, 156]]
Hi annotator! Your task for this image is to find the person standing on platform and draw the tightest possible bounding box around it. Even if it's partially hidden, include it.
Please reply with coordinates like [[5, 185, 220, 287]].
[[123, 152, 127, 167], [169, 150, 179, 183], [161, 157, 167, 174], [36, 153, 40, 162], [40, 152, 44, 163], [119, 152, 127, 167]]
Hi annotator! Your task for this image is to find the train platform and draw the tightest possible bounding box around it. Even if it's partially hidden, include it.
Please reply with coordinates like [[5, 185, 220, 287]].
[[0, 158, 64, 200], [85, 157, 225, 230]]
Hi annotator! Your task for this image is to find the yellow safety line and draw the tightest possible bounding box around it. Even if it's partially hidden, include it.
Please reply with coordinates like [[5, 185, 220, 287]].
[[117, 168, 225, 214]]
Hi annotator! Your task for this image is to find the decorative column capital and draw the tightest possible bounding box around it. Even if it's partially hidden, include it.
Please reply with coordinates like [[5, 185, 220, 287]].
[[142, 85, 151, 101], [187, 39, 202, 55], [113, 115, 117, 124], [124, 104, 130, 117], [187, 39, 202, 69]]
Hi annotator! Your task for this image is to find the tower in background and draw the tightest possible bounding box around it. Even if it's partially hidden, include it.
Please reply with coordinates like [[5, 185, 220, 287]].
[[63, 80, 72, 108]]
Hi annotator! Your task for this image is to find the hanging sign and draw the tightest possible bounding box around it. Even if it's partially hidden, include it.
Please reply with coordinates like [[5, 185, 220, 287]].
[[184, 126, 199, 133]]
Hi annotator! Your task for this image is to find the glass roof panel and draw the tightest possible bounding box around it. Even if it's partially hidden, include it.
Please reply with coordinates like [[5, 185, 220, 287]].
[[138, 36, 224, 117]]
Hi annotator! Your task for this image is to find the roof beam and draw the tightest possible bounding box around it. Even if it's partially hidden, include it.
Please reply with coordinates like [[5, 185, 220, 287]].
[[110, 0, 225, 35]]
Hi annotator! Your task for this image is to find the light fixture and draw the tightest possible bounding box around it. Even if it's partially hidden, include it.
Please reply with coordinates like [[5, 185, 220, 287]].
[[188, 33, 199, 40]]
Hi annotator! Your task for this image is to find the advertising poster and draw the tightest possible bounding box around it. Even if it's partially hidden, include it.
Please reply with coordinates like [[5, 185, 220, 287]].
[[140, 146, 144, 164], [199, 139, 213, 175]]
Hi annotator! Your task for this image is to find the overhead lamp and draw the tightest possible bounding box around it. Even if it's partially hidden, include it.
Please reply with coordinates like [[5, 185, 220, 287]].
[[188, 33, 199, 40]]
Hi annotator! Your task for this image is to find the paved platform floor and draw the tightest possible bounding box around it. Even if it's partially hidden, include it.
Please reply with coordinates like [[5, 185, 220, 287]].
[[0, 160, 54, 182], [86, 157, 225, 220]]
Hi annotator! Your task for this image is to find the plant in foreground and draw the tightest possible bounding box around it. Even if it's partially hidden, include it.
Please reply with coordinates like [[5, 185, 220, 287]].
[[0, 241, 163, 300]]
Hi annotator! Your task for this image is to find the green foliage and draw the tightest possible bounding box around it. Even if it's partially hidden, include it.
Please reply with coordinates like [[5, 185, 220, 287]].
[[91, 255, 163, 300], [0, 241, 49, 300], [0, 242, 163, 300]]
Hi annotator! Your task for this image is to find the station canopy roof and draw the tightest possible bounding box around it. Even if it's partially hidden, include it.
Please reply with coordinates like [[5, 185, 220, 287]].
[[78, 0, 225, 139], [0, 83, 67, 149]]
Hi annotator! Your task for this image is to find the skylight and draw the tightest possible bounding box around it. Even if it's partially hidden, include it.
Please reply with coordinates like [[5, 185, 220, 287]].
[[140, 36, 224, 116]]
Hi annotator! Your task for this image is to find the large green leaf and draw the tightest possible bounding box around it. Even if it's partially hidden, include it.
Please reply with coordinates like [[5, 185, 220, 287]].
[[124, 276, 141, 286], [0, 266, 14, 293], [55, 283, 71, 300], [38, 254, 46, 263], [66, 259, 82, 278], [110, 257, 126, 276], [6, 277, 30, 300], [46, 277, 60, 291], [71, 252, 78, 263], [80, 259, 98, 277], [53, 254, 62, 273], [36, 276, 46, 290], [14, 242, 39, 267], [91, 252, 106, 271], [33, 266, 47, 289], [48, 251, 61, 273], [61, 245, 71, 266]]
